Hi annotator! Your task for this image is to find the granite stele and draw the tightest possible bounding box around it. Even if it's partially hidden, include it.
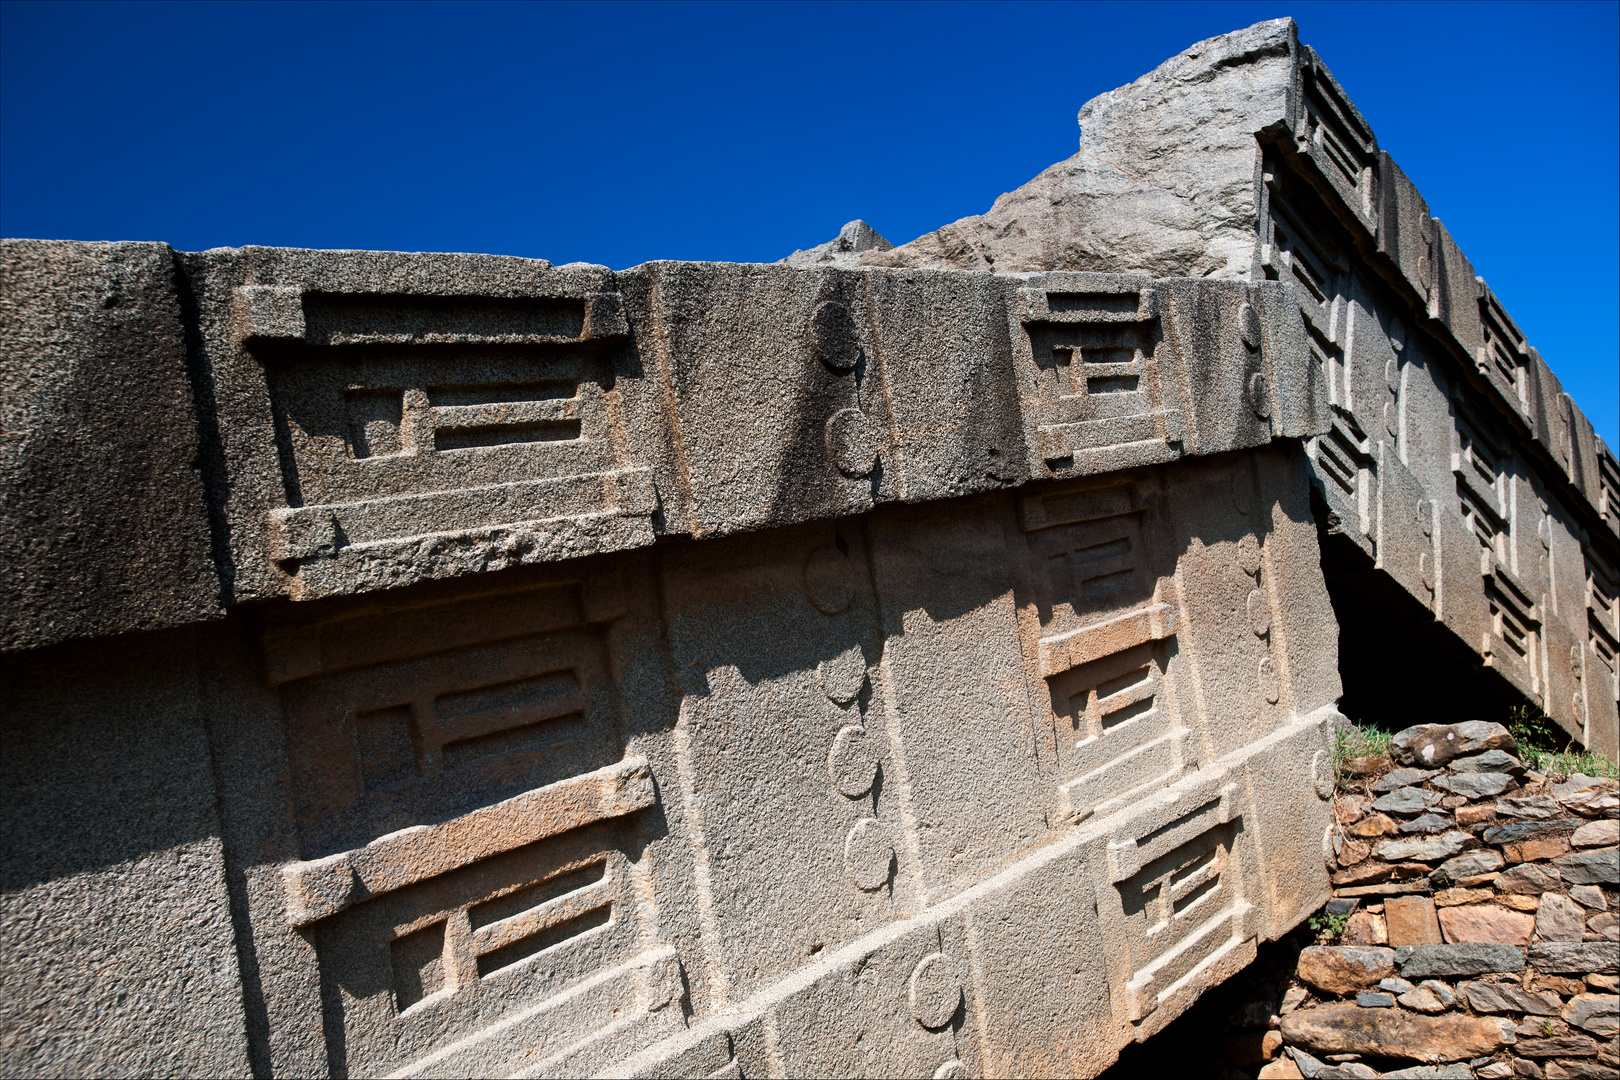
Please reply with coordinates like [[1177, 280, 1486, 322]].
[[2, 18, 1614, 1080]]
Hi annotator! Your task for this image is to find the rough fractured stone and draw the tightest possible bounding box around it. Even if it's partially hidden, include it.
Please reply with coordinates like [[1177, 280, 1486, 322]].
[[1280, 1004, 1515, 1063], [1563, 994, 1620, 1038], [1297, 947, 1398, 995], [1451, 751, 1527, 776], [1343, 910, 1388, 946], [1497, 795, 1566, 820], [1497, 863, 1564, 894], [1528, 942, 1620, 974], [1348, 812, 1401, 837], [1393, 724, 1519, 769], [1375, 787, 1445, 816], [780, 220, 895, 269], [1588, 912, 1620, 940], [1536, 892, 1588, 942], [1571, 821, 1620, 849], [1397, 944, 1526, 979], [1516, 1036, 1600, 1058], [1386, 895, 1444, 946], [1555, 848, 1620, 885], [1376, 833, 1474, 863], [1434, 850, 1507, 886], [1375, 768, 1441, 793], [1438, 904, 1536, 945], [1463, 982, 1565, 1016], [1402, 813, 1457, 835], [1431, 773, 1517, 799]]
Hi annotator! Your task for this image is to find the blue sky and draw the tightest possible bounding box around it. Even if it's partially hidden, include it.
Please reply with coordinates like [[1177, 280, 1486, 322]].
[[3, 0, 1615, 446]]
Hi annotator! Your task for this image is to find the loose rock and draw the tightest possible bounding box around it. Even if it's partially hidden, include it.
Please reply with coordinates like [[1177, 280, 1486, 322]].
[[1398, 943, 1526, 979], [1432, 772, 1517, 799], [1375, 787, 1445, 816], [1357, 991, 1395, 1008], [1296, 946, 1397, 995], [1497, 863, 1563, 894], [1451, 750, 1527, 776], [1376, 833, 1474, 863], [1528, 942, 1620, 974], [1554, 848, 1620, 885], [1347, 813, 1400, 838], [1535, 892, 1587, 942], [1280, 1004, 1515, 1062], [1497, 794, 1564, 819], [1402, 813, 1457, 835], [1562, 994, 1619, 1037], [1375, 768, 1441, 793], [1434, 850, 1507, 886], [1571, 820, 1619, 848], [1462, 982, 1564, 1016], [1437, 903, 1535, 945]]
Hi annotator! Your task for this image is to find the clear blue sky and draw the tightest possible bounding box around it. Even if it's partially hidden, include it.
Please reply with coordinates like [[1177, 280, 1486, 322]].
[[3, 0, 1615, 447]]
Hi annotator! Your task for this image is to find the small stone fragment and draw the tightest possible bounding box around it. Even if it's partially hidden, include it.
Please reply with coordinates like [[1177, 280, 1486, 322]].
[[1342, 910, 1387, 946], [1476, 1063, 1513, 1079], [1258, 1058, 1305, 1079], [1505, 837, 1572, 864], [1513, 1059, 1547, 1079], [1296, 946, 1397, 995], [1485, 820, 1584, 846], [1536, 892, 1587, 942], [1528, 942, 1620, 974], [1452, 750, 1527, 775], [1588, 973, 1619, 991], [1463, 981, 1564, 1015], [1432, 772, 1516, 799], [1543, 1059, 1615, 1079], [1457, 872, 1503, 888], [1281, 986, 1310, 1013], [1339, 838, 1372, 866], [1435, 850, 1507, 886], [1403, 813, 1457, 835], [1552, 775, 1618, 803], [1382, 976, 1417, 994], [1515, 1035, 1600, 1058], [1569, 885, 1608, 910], [1335, 861, 1431, 886], [1439, 903, 1535, 945], [1326, 897, 1362, 916], [1398, 985, 1449, 1012], [1397, 943, 1526, 979], [1554, 848, 1620, 886], [1376, 833, 1474, 863], [1376, 768, 1442, 793], [1357, 991, 1395, 1007], [1386, 895, 1445, 946], [1319, 1064, 1377, 1079], [1588, 911, 1619, 940], [1457, 804, 1497, 826], [1498, 893, 1542, 912], [1337, 795, 1371, 825], [1497, 794, 1565, 819], [1571, 821, 1619, 848], [1280, 1003, 1515, 1062], [1375, 787, 1445, 816], [1563, 993, 1619, 1037], [1534, 976, 1585, 996], [1348, 812, 1401, 838], [1436, 887, 1494, 906], [1497, 863, 1563, 894], [1383, 1065, 1478, 1079]]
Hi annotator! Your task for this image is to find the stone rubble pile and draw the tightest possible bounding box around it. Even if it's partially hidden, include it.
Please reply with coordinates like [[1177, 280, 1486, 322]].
[[1231, 722, 1618, 1080]]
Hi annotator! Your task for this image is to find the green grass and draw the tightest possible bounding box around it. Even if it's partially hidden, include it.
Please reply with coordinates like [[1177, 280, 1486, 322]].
[[1506, 704, 1620, 781], [1333, 720, 1395, 783]]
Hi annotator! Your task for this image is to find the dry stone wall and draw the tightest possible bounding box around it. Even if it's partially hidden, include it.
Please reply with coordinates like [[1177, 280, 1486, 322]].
[[0, 17, 1612, 1080]]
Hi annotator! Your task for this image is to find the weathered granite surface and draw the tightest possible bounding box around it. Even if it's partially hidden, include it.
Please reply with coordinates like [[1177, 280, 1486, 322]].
[[0, 17, 1611, 1080]]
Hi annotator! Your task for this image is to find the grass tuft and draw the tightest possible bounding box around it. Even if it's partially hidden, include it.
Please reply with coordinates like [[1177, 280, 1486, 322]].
[[1506, 705, 1619, 780]]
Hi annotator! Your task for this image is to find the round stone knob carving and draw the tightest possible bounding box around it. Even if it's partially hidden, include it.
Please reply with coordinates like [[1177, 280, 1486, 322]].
[[804, 545, 853, 615], [828, 725, 879, 798], [844, 818, 894, 891], [1239, 301, 1262, 350], [1420, 552, 1435, 592], [1384, 401, 1399, 438], [818, 639, 866, 705], [934, 1062, 969, 1080], [1257, 656, 1280, 704], [1571, 644, 1583, 675], [1236, 533, 1262, 577], [1311, 750, 1335, 801], [1247, 372, 1271, 419], [811, 300, 860, 371], [1417, 499, 1434, 537], [826, 408, 881, 478], [1385, 356, 1401, 393], [1247, 588, 1270, 637], [909, 952, 963, 1029]]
